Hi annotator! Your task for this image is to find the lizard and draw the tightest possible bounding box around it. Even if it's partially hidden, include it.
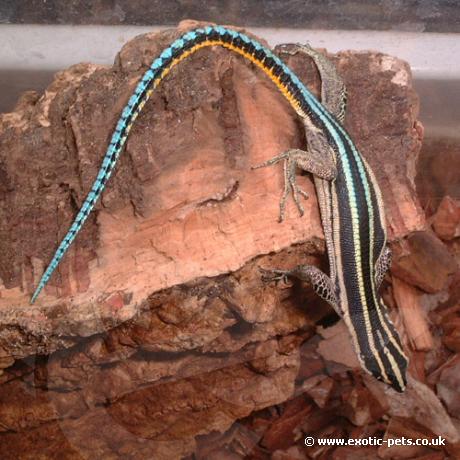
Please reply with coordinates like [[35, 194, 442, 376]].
[[29, 25, 408, 392], [255, 42, 408, 392]]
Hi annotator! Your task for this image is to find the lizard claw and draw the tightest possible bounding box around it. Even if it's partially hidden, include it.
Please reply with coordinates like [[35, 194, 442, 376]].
[[297, 187, 309, 200], [258, 267, 291, 284], [251, 152, 288, 170], [291, 185, 308, 218], [277, 42, 313, 56]]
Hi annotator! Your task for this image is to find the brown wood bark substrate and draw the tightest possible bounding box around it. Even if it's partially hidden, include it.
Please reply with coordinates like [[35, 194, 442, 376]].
[[0, 20, 458, 460]]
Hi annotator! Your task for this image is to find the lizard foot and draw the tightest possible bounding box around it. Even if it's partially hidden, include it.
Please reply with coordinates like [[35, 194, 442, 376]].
[[258, 267, 293, 285], [252, 149, 311, 222]]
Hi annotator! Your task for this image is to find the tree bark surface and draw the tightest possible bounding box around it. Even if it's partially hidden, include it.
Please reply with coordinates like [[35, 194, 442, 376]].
[[1, 20, 458, 460]]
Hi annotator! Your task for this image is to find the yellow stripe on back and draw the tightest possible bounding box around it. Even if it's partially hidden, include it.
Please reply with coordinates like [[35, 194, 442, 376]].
[[142, 39, 307, 119]]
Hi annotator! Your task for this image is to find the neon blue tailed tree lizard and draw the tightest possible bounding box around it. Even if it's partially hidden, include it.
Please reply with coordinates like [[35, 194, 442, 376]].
[[30, 25, 408, 392]]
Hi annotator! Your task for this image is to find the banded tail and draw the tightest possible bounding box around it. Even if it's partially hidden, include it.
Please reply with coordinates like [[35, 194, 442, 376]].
[[31, 25, 331, 302]]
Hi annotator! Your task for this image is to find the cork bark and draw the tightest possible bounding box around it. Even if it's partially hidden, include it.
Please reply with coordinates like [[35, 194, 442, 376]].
[[0, 21, 459, 460]]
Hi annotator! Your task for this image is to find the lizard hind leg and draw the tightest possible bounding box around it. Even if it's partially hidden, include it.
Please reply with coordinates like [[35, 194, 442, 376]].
[[252, 150, 310, 222], [277, 42, 347, 123], [252, 42, 342, 223], [252, 146, 336, 222]]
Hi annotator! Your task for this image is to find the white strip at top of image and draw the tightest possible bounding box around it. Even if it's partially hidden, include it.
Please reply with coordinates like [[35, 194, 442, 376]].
[[1, 24, 459, 80]]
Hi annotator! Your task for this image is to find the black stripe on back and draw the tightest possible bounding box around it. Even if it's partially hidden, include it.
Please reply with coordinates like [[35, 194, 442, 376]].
[[333, 134, 377, 374]]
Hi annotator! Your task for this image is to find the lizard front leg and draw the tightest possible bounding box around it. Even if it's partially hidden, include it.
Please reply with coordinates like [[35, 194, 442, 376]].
[[261, 265, 341, 316], [375, 246, 392, 289]]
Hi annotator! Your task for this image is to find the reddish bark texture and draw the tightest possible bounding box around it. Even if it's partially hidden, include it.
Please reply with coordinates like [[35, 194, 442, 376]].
[[0, 20, 458, 460]]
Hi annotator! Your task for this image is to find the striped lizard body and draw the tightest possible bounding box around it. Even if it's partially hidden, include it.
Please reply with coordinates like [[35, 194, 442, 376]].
[[30, 25, 408, 391], [259, 43, 408, 392]]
